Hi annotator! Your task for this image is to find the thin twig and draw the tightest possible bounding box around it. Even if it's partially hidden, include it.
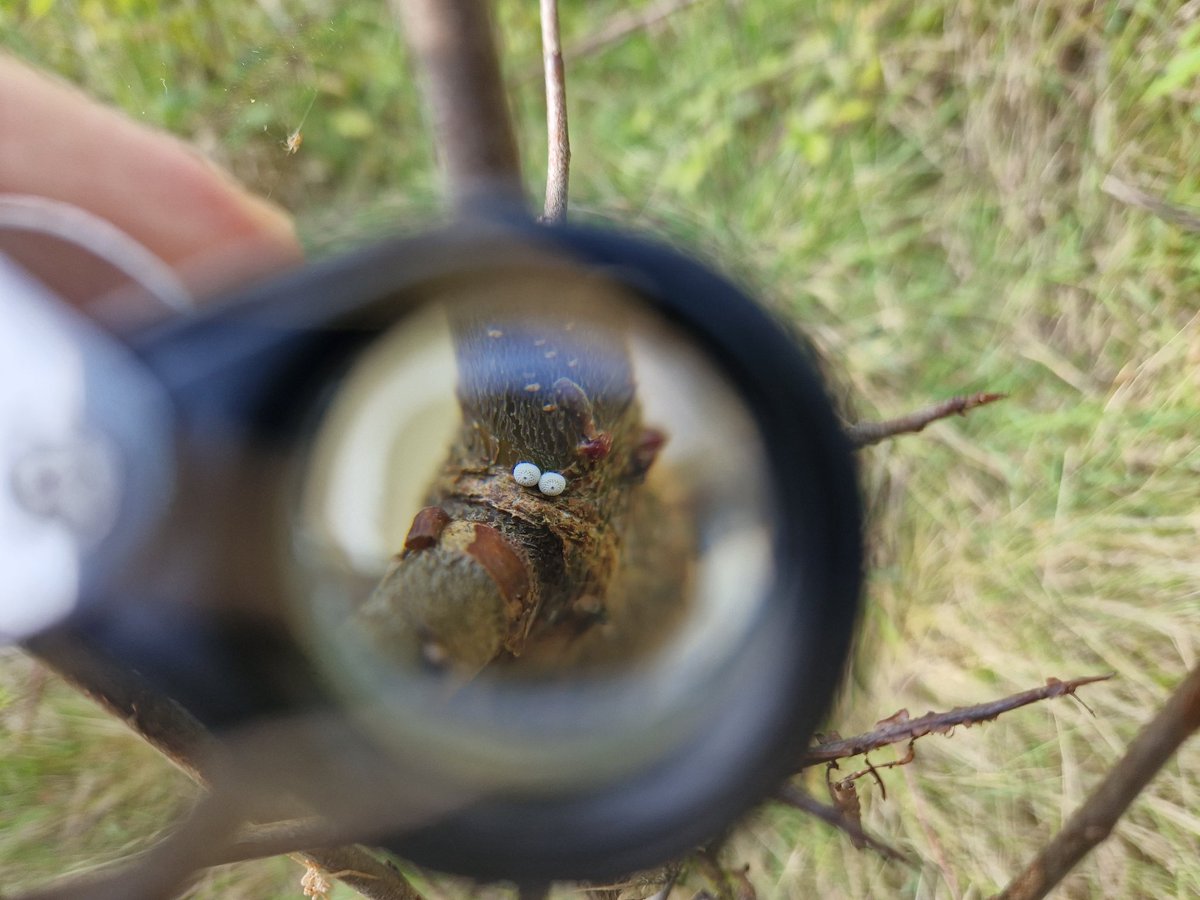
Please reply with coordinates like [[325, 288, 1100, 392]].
[[845, 392, 1006, 448], [996, 663, 1200, 900], [1102, 174, 1200, 232], [800, 675, 1114, 767], [390, 0, 524, 208], [539, 0, 570, 222], [775, 784, 911, 864]]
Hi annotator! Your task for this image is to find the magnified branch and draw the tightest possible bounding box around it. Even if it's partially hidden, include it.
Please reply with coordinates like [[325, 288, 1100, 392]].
[[775, 784, 910, 863], [539, 0, 570, 222], [845, 391, 1005, 448], [800, 674, 1113, 767], [996, 662, 1200, 900], [391, 0, 524, 207]]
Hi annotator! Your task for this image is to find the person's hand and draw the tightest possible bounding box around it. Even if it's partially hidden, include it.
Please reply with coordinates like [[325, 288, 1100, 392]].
[[0, 53, 302, 309]]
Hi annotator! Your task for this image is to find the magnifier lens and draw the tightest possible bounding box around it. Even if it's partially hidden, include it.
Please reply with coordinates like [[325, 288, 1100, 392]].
[[292, 263, 778, 793], [42, 224, 856, 880]]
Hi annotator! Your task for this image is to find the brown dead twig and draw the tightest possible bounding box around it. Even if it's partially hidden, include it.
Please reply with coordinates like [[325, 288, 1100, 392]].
[[1102, 174, 1200, 233], [801, 674, 1113, 767], [563, 0, 713, 62], [539, 0, 570, 222], [996, 662, 1200, 900], [845, 391, 1006, 448], [761, 676, 1113, 871], [775, 784, 910, 864]]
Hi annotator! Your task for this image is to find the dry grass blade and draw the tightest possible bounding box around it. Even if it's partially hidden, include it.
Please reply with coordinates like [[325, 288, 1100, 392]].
[[845, 392, 1006, 448], [801, 675, 1114, 766], [1101, 174, 1200, 232], [775, 784, 911, 864], [996, 662, 1200, 900], [564, 0, 712, 61]]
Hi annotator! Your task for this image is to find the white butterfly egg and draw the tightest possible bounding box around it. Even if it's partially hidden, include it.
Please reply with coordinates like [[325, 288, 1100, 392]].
[[538, 471, 567, 496], [512, 462, 542, 487]]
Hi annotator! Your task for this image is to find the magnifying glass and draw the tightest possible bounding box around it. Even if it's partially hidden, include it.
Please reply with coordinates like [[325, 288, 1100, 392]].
[[5, 214, 862, 882]]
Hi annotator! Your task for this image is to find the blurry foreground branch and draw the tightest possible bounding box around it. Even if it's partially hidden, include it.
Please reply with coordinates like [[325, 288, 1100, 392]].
[[20, 637, 425, 900], [997, 662, 1200, 900], [391, 0, 523, 207]]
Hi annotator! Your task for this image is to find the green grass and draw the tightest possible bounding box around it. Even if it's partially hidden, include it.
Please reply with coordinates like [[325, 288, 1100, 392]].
[[2, 0, 1199, 896]]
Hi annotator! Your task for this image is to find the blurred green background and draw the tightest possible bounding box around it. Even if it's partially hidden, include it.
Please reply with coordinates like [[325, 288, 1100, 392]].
[[2, 0, 1198, 896]]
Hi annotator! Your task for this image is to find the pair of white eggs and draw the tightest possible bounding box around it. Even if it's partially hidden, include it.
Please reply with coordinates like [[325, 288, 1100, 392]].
[[512, 462, 566, 496]]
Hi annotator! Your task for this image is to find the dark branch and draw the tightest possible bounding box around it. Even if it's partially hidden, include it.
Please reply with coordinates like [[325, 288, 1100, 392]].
[[996, 663, 1200, 900], [539, 0, 570, 222], [775, 784, 911, 864], [391, 0, 524, 208], [845, 392, 1005, 448], [21, 637, 427, 900], [24, 631, 217, 783], [801, 675, 1114, 767]]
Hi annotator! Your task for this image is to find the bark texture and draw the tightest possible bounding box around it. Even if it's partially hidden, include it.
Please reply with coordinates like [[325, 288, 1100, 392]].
[[358, 289, 689, 678]]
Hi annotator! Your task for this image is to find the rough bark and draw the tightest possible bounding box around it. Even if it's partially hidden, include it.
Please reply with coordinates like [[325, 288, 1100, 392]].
[[357, 290, 689, 678]]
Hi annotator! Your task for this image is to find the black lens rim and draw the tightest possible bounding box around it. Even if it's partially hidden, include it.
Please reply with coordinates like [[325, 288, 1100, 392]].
[[91, 218, 863, 881], [371, 221, 863, 879]]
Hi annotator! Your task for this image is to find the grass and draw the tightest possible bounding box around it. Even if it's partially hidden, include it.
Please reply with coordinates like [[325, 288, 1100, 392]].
[[2, 0, 1198, 896]]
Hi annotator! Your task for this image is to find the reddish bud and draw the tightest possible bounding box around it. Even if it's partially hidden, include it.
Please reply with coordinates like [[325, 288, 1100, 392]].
[[403, 506, 451, 552], [630, 427, 668, 478], [578, 431, 612, 461]]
